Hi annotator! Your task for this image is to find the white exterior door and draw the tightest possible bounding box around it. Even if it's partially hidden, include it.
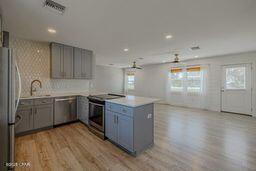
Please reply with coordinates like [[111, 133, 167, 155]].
[[221, 64, 252, 115]]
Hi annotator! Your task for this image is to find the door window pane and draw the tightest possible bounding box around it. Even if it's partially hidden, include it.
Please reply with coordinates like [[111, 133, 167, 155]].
[[225, 67, 246, 89]]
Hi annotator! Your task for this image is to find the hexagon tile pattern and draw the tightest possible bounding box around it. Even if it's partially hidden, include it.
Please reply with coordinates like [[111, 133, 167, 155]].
[[9, 37, 90, 97]]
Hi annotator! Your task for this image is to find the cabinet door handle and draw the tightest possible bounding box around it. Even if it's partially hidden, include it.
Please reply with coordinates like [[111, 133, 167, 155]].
[[116, 115, 118, 124]]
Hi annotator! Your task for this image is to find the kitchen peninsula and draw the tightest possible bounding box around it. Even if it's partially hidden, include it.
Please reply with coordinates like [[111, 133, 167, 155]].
[[105, 95, 158, 155]]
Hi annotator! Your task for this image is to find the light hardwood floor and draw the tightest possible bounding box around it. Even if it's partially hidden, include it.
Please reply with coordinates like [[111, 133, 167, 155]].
[[15, 104, 256, 171]]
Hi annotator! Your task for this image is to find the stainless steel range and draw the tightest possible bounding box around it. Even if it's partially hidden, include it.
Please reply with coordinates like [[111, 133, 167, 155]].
[[87, 94, 125, 139]]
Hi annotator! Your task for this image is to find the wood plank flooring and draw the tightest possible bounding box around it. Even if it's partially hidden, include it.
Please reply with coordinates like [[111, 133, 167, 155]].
[[15, 104, 256, 171]]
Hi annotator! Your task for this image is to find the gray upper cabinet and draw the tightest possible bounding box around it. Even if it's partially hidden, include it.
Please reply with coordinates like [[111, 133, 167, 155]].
[[33, 104, 53, 129], [51, 43, 74, 79], [74, 47, 93, 79], [63, 45, 73, 78], [51, 43, 63, 78]]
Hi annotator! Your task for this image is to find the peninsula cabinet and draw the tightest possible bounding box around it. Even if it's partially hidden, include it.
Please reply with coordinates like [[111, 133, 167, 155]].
[[50, 42, 94, 79], [105, 102, 154, 156], [50, 43, 74, 79], [74, 48, 93, 79]]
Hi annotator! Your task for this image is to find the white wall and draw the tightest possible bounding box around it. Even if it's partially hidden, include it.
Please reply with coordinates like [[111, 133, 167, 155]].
[[92, 65, 124, 94], [125, 52, 256, 116]]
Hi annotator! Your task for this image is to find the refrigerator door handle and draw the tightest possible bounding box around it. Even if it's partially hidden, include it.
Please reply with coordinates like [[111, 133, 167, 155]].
[[15, 61, 21, 113]]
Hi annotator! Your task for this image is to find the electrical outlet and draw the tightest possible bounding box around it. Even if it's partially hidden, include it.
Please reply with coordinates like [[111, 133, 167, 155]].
[[147, 113, 152, 119]]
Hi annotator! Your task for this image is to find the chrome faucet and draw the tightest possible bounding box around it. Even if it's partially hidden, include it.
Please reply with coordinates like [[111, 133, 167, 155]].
[[30, 79, 42, 96]]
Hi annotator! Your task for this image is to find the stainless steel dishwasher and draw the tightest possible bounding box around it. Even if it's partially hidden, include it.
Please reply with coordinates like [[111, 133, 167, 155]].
[[54, 96, 77, 125]]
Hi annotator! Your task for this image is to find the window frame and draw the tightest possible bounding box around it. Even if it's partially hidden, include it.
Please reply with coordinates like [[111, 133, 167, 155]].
[[224, 66, 246, 90], [126, 72, 135, 90], [169, 66, 203, 94]]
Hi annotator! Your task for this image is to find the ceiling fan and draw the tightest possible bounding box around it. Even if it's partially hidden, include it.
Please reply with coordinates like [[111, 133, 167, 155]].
[[170, 53, 180, 63], [128, 61, 142, 69]]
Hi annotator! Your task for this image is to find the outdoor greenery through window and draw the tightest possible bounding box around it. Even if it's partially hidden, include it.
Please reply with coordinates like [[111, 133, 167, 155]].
[[225, 66, 246, 89], [127, 73, 135, 90], [170, 66, 202, 93]]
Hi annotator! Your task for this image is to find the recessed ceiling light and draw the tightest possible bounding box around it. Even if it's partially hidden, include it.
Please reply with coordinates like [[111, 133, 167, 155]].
[[165, 35, 173, 39], [162, 60, 166, 63], [195, 55, 199, 58], [124, 48, 129, 52], [48, 28, 56, 34], [37, 50, 40, 53]]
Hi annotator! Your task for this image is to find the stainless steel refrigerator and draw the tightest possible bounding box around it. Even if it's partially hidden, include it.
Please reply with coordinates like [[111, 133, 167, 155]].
[[0, 47, 21, 171]]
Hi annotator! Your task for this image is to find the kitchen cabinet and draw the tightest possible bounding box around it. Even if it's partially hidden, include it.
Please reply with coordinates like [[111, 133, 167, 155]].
[[105, 110, 118, 142], [51, 42, 94, 79], [105, 102, 154, 155], [33, 104, 53, 129], [15, 98, 54, 135], [51, 43, 63, 78], [15, 107, 33, 134], [77, 96, 89, 125], [63, 45, 74, 78], [50, 43, 73, 79], [117, 114, 133, 151], [74, 47, 93, 79]]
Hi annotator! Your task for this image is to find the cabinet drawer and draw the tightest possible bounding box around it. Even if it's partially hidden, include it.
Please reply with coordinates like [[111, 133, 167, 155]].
[[19, 100, 33, 107], [106, 102, 133, 117], [34, 98, 53, 105]]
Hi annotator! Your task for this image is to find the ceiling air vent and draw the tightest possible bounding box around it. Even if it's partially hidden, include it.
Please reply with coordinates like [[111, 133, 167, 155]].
[[190, 46, 200, 51], [44, 0, 66, 14]]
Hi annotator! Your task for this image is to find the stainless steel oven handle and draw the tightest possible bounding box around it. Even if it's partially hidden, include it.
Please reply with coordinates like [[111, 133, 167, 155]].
[[55, 98, 76, 102], [89, 101, 105, 107]]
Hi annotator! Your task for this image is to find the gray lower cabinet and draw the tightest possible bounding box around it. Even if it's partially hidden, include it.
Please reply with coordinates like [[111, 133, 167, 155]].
[[15, 99, 54, 135], [105, 102, 154, 155], [105, 110, 118, 142], [117, 114, 133, 151], [77, 96, 89, 125], [15, 107, 33, 134], [33, 104, 53, 129], [74, 47, 93, 79]]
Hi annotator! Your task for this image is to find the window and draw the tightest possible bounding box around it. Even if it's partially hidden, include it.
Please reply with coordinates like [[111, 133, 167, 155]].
[[225, 67, 246, 89], [169, 66, 203, 93], [187, 66, 201, 93], [126, 72, 135, 90], [170, 68, 183, 92]]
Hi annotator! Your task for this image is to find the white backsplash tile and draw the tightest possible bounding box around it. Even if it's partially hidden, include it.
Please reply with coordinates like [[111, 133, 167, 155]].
[[10, 37, 90, 97]]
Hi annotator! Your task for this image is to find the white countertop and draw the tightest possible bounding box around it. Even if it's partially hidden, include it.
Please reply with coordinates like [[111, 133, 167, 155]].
[[20, 91, 104, 100], [106, 95, 159, 107]]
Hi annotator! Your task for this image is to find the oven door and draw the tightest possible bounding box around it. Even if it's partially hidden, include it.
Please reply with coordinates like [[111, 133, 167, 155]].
[[89, 102, 104, 132]]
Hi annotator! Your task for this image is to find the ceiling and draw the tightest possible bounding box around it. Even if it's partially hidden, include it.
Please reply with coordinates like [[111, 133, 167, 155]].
[[1, 0, 256, 67]]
